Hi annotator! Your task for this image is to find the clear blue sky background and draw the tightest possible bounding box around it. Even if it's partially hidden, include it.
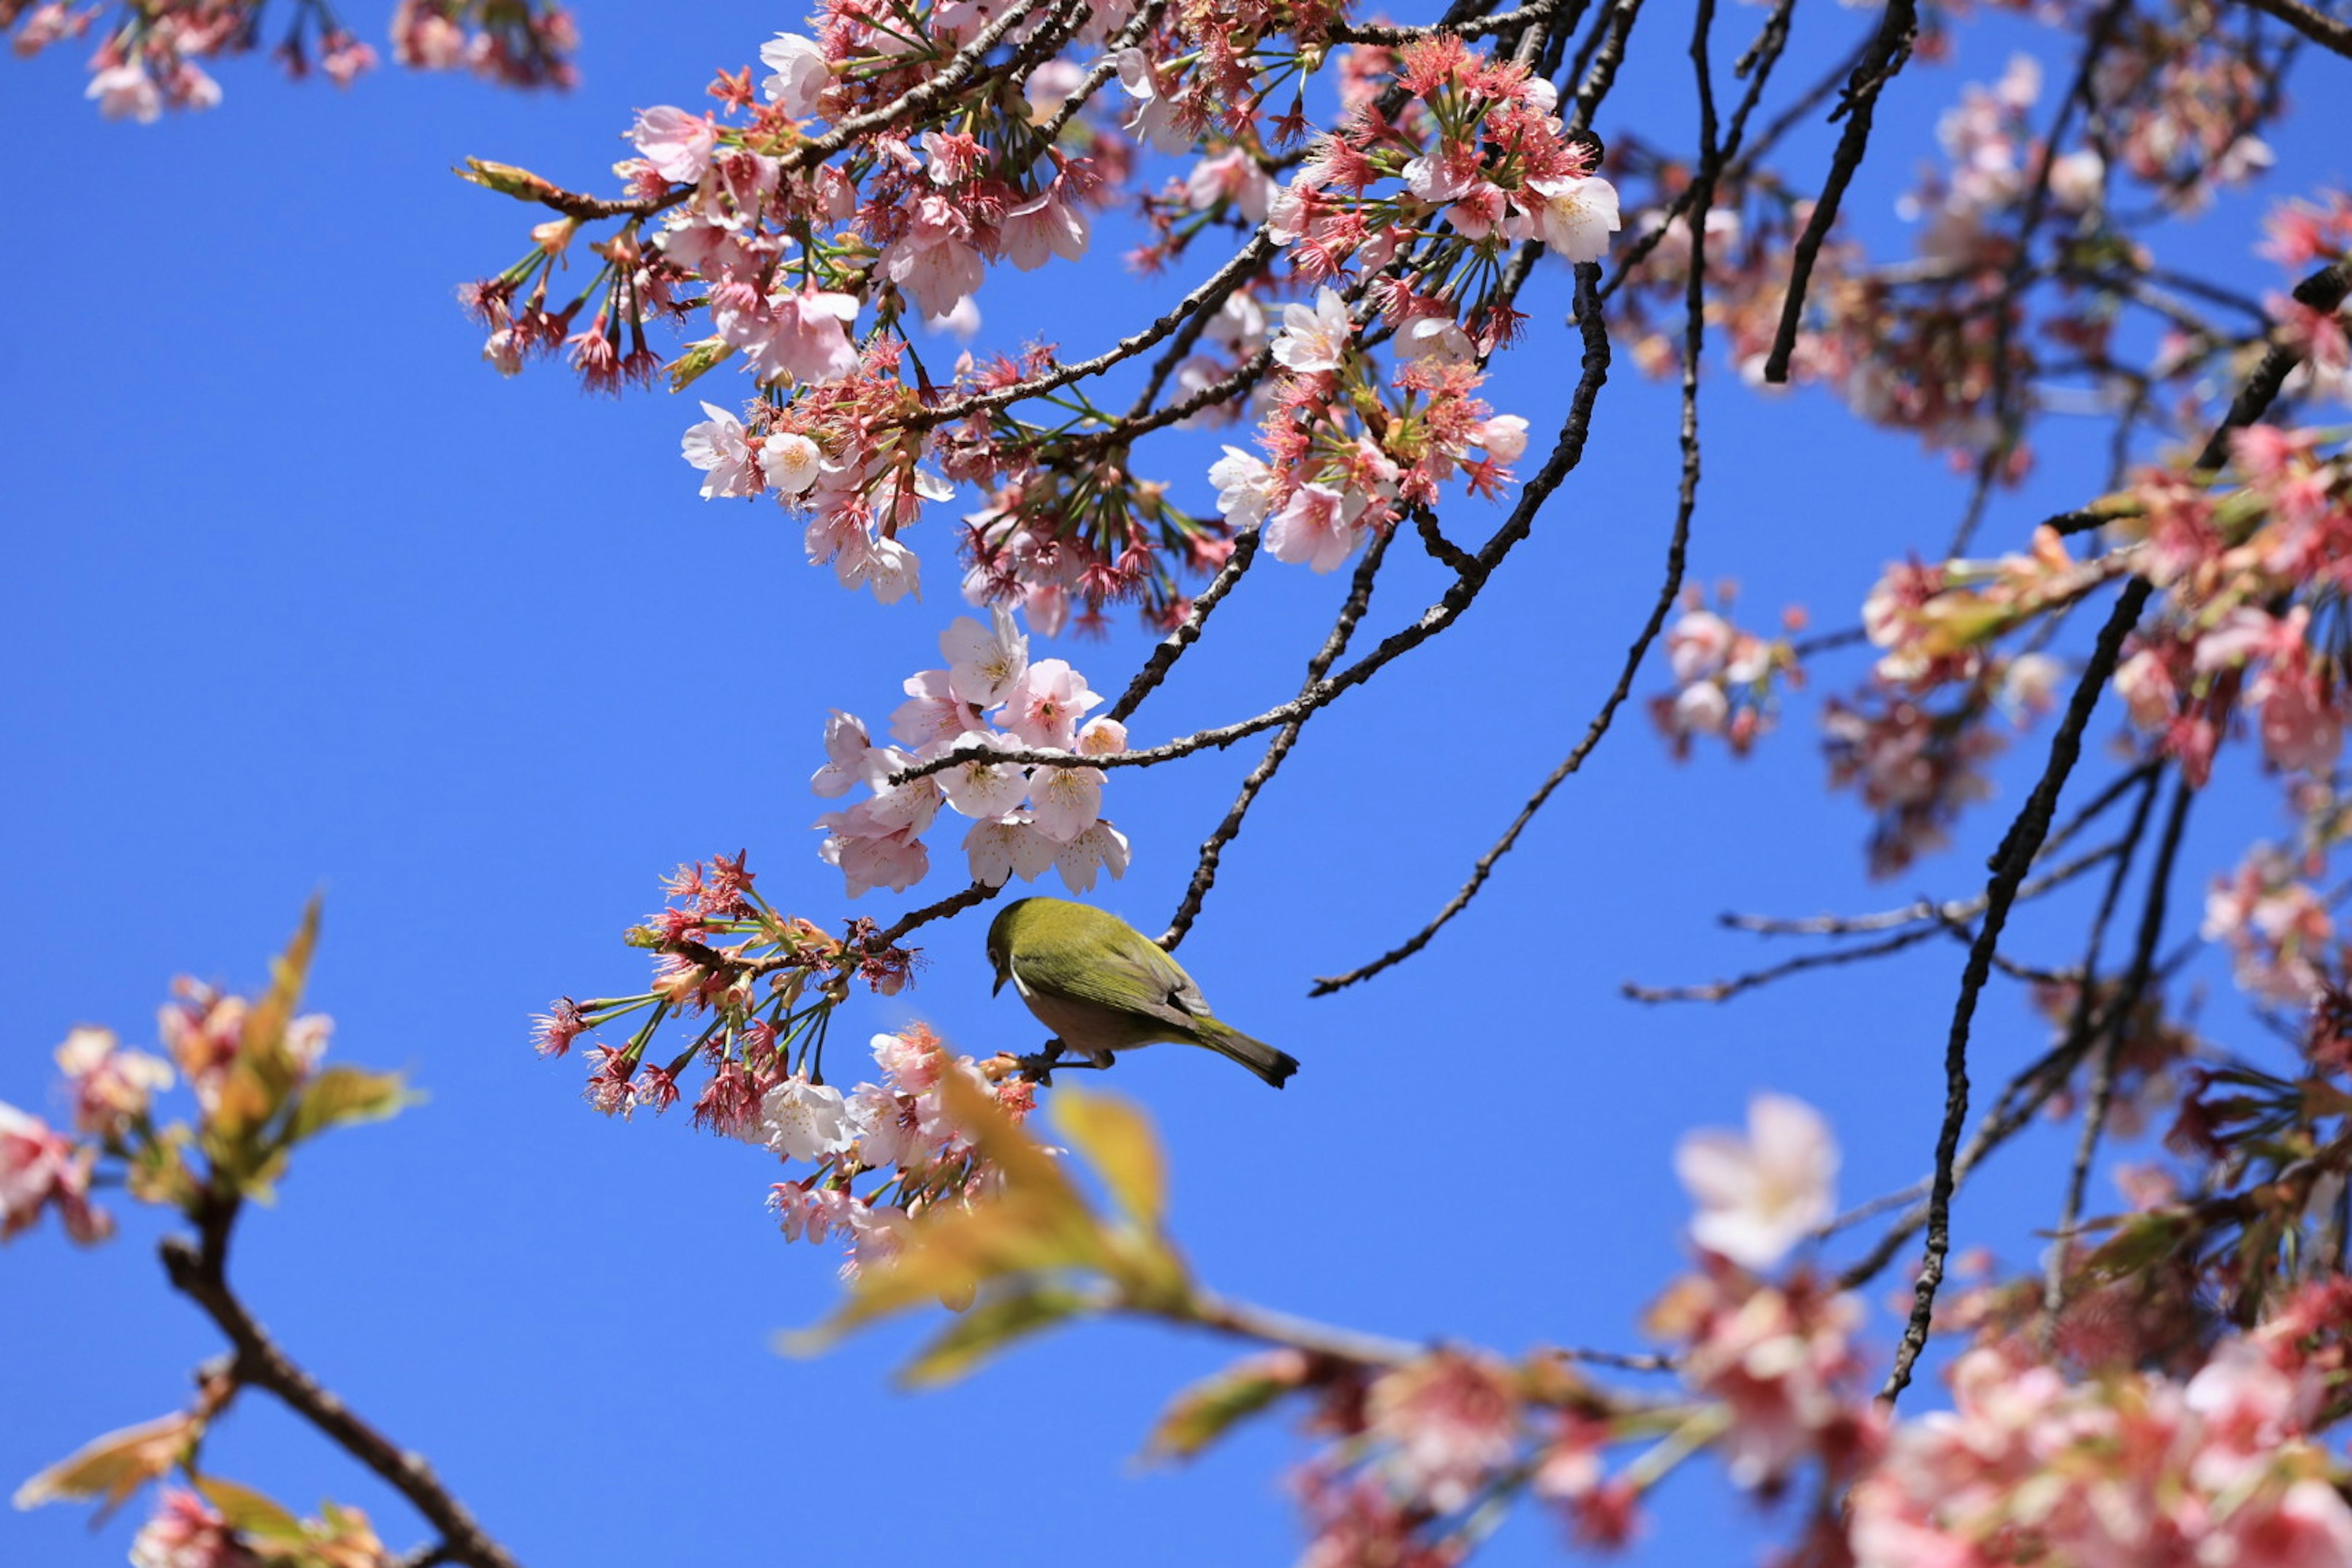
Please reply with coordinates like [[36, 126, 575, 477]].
[[2, 6, 2340, 1565]]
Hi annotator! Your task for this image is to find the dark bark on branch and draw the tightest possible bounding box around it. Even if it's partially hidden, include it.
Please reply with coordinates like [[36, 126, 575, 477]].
[[1761, 0, 1920, 383], [159, 1208, 519, 1568]]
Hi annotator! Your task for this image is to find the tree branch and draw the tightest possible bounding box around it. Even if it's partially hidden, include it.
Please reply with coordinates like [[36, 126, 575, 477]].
[[1879, 574, 2148, 1405], [1760, 0, 1920, 383], [159, 1215, 519, 1568]]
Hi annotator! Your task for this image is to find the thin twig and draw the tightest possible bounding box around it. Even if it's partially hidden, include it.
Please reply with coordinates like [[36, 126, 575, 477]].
[[1761, 0, 1920, 383], [1106, 532, 1262, 725], [1314, 0, 1724, 995], [1624, 924, 1941, 1005], [891, 265, 1616, 788], [1162, 529, 1396, 949], [2237, 0, 2352, 56], [1880, 575, 2149, 1406], [2040, 772, 2192, 1332]]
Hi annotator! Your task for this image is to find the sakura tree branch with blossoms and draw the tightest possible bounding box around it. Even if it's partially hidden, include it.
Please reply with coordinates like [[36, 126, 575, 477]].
[[13, 0, 2352, 1562]]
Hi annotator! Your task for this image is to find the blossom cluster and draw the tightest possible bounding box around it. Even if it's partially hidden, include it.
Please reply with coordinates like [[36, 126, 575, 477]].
[[1238, 1092, 1871, 1562], [755, 1023, 1035, 1281], [1202, 284, 1533, 573], [812, 608, 1131, 897], [459, 8, 1626, 625], [1608, 8, 2302, 470], [9, 0, 575, 119], [1266, 35, 1621, 303], [2113, 428, 2352, 786], [538, 878, 1036, 1281], [2, 980, 339, 1246], [1646, 591, 1806, 759], [1852, 1313, 2352, 1565]]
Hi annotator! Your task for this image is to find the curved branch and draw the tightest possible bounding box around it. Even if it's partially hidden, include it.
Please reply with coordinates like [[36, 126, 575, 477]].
[[1760, 0, 1920, 384], [160, 1219, 519, 1568], [1879, 575, 2148, 1406], [892, 265, 1615, 788]]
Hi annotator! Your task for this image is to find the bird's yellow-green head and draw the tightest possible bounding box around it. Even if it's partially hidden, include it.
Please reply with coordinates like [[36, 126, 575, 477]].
[[984, 898, 1036, 995]]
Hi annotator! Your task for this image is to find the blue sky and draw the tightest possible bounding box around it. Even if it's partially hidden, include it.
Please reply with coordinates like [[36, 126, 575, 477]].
[[2, 6, 2342, 1566]]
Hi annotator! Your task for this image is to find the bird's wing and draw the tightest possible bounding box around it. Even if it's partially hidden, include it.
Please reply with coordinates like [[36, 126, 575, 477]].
[[1016, 929, 1208, 1033]]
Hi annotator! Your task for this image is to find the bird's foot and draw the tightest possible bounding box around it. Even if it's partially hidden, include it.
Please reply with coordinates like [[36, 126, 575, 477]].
[[1012, 1042, 1114, 1085]]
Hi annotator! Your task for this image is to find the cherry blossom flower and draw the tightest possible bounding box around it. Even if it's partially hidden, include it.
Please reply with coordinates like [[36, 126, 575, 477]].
[[812, 710, 872, 798], [1524, 175, 1622, 263], [737, 288, 861, 386], [95, 58, 176, 120], [840, 535, 922, 605], [680, 402, 764, 499], [1002, 183, 1090, 271], [630, 105, 715, 184], [760, 32, 828, 118], [759, 1076, 856, 1163], [965, 814, 1059, 887], [1265, 484, 1366, 573], [1210, 446, 1281, 530], [1001, 659, 1101, 749], [941, 607, 1029, 707], [935, 732, 1032, 820], [1479, 415, 1531, 463], [1674, 1093, 1838, 1270], [0, 1101, 108, 1243], [1367, 1351, 1523, 1512], [54, 1026, 173, 1138], [761, 432, 823, 497], [816, 816, 929, 895], [1052, 820, 1131, 893], [1272, 287, 1354, 375], [1028, 763, 1104, 843], [129, 1490, 246, 1568], [890, 671, 983, 753]]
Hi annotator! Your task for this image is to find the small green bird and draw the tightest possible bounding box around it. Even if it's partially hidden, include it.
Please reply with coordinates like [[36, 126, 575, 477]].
[[985, 897, 1299, 1088]]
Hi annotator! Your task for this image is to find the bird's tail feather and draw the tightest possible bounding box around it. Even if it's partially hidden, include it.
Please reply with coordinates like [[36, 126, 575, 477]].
[[1195, 1019, 1299, 1088]]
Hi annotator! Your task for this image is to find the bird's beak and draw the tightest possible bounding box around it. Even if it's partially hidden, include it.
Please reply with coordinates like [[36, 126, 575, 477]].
[[992, 968, 1008, 996]]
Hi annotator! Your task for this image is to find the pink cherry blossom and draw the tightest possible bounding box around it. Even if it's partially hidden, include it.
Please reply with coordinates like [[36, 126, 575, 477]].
[[816, 816, 929, 896], [0, 1101, 108, 1244], [86, 62, 162, 123], [1264, 483, 1366, 573], [1272, 287, 1354, 375], [811, 710, 871, 798], [630, 105, 715, 184], [760, 32, 828, 118], [1479, 414, 1531, 462], [761, 432, 823, 497], [1001, 658, 1101, 748], [1674, 1093, 1838, 1270], [1028, 763, 1104, 843], [680, 402, 764, 499], [53, 1026, 172, 1137], [1052, 820, 1131, 893], [734, 288, 861, 386], [1210, 446, 1281, 530], [1003, 183, 1090, 271], [890, 669, 984, 752], [1367, 1351, 1522, 1512], [758, 1076, 856, 1163], [1523, 175, 1623, 262], [935, 733, 1033, 820], [965, 815, 1059, 887], [941, 607, 1029, 707]]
